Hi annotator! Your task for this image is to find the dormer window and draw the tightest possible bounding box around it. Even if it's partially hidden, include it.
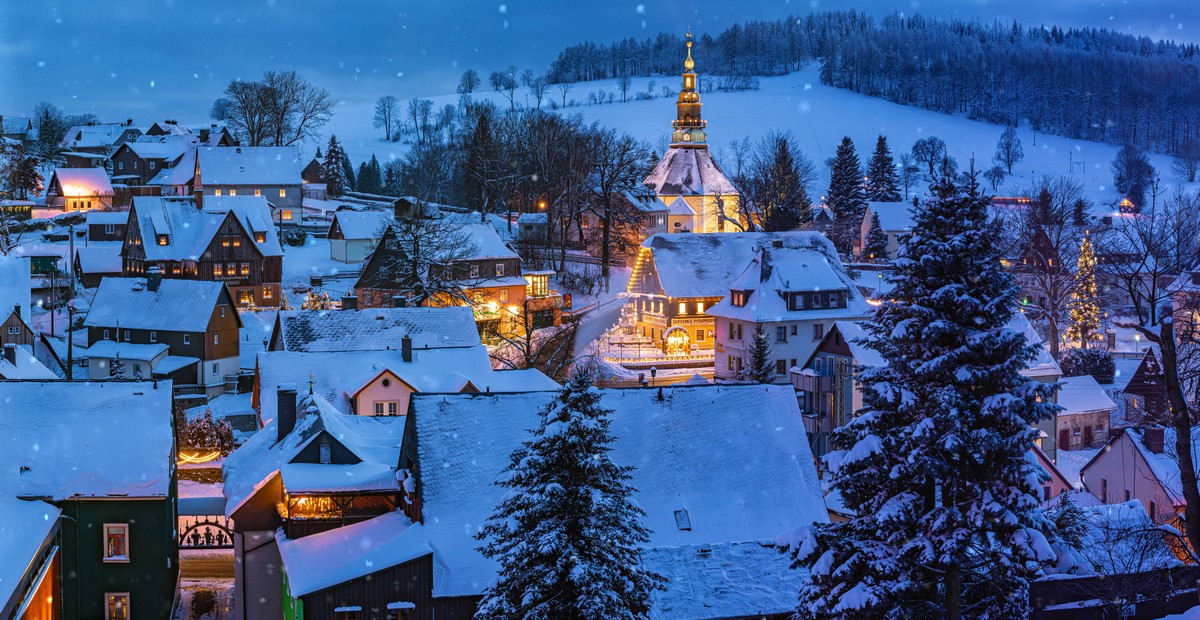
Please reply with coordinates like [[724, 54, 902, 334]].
[[156, 234, 169, 246], [731, 291, 747, 308], [255, 232, 266, 243]]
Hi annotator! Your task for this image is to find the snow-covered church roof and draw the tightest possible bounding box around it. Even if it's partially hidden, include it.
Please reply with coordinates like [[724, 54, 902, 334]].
[[410, 384, 827, 599], [643, 146, 739, 197]]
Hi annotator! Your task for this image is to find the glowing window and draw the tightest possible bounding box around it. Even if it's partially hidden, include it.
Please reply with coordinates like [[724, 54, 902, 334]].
[[103, 524, 129, 562]]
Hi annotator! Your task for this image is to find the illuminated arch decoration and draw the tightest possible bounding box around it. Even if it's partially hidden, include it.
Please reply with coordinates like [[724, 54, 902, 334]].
[[663, 326, 692, 356]]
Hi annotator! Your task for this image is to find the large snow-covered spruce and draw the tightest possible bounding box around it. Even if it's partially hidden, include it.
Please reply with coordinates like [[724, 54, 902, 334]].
[[785, 169, 1059, 618], [474, 373, 665, 620]]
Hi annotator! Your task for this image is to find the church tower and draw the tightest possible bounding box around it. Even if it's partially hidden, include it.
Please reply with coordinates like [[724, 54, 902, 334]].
[[641, 31, 742, 235], [671, 31, 707, 147]]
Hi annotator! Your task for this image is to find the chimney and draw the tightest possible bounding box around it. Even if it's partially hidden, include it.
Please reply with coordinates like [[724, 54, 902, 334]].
[[2, 344, 16, 366], [193, 189, 204, 211], [1145, 426, 1165, 454], [392, 295, 408, 309], [146, 266, 163, 292], [276, 384, 298, 443], [340, 296, 358, 310], [126, 118, 133, 127], [401, 335, 412, 363]]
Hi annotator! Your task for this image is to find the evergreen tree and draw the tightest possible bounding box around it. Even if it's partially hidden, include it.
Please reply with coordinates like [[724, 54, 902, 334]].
[[1, 145, 44, 200], [475, 373, 665, 619], [1067, 232, 1100, 347], [341, 150, 357, 192], [109, 353, 127, 379], [746, 131, 813, 232], [865, 135, 901, 202], [321, 135, 348, 197], [748, 322, 773, 383], [863, 211, 889, 262], [786, 168, 1059, 619], [826, 136, 868, 255]]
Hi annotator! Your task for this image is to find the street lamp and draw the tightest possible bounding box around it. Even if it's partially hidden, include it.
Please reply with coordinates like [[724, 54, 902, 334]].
[[650, 365, 657, 387]]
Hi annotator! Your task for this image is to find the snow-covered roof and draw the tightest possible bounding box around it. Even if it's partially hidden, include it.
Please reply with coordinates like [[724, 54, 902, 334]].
[[255, 346, 557, 423], [1116, 427, 1200, 506], [130, 195, 282, 261], [330, 211, 390, 240], [84, 277, 231, 332], [643, 146, 739, 197], [518, 212, 547, 225], [0, 381, 174, 499], [1009, 311, 1062, 378], [831, 321, 885, 368], [1058, 375, 1116, 416], [85, 340, 169, 362], [74, 245, 123, 274], [636, 232, 838, 299], [440, 214, 519, 260], [122, 139, 188, 161], [50, 168, 113, 197], [274, 306, 481, 352], [275, 512, 431, 597], [60, 123, 128, 148], [411, 384, 828, 597], [197, 146, 305, 186], [865, 202, 916, 231], [0, 344, 59, 379], [707, 239, 871, 323], [147, 149, 196, 187], [643, 540, 807, 619], [222, 392, 407, 515], [0, 496, 59, 608], [0, 255, 31, 324], [2, 116, 32, 136]]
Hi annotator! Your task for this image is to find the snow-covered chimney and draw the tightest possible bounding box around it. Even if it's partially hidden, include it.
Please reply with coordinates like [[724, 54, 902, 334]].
[[146, 266, 163, 292], [193, 189, 204, 211], [2, 344, 15, 366], [401, 335, 413, 363], [1145, 427, 1165, 454], [276, 384, 298, 444]]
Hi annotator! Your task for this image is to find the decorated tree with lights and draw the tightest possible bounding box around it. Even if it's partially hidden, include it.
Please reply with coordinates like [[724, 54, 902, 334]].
[[302, 289, 335, 310], [1067, 232, 1100, 347], [475, 373, 665, 619], [783, 165, 1059, 619]]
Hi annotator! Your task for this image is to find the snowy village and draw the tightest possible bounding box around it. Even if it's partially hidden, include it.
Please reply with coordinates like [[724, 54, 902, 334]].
[[2, 3, 1200, 620]]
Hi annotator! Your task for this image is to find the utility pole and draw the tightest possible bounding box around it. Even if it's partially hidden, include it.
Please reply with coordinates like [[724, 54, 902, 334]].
[[66, 303, 74, 380]]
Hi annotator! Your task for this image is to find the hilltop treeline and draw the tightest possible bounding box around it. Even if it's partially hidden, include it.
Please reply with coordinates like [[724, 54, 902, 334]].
[[546, 11, 1200, 156]]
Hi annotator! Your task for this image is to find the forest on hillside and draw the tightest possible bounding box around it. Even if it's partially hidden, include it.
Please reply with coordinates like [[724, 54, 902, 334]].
[[546, 11, 1200, 157]]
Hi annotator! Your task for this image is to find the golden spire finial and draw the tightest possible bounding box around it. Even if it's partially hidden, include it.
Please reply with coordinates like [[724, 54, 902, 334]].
[[684, 28, 694, 72]]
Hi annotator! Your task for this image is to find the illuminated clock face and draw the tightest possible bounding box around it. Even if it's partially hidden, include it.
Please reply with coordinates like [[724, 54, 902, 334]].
[[682, 133, 692, 142]]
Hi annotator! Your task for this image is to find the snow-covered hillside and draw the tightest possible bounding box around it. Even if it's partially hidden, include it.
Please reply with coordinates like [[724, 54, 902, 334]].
[[322, 63, 1193, 209]]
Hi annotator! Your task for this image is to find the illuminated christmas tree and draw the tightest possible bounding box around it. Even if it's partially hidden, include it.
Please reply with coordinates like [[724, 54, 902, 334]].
[[1067, 232, 1100, 347]]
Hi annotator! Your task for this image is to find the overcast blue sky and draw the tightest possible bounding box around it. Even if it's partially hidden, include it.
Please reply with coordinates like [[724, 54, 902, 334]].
[[2, 0, 1196, 121]]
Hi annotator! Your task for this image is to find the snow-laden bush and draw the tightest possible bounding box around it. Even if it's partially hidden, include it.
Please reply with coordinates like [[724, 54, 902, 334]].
[[1061, 348, 1116, 384]]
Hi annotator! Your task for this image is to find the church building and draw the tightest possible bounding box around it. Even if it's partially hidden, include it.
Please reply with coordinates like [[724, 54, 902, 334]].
[[641, 32, 744, 234]]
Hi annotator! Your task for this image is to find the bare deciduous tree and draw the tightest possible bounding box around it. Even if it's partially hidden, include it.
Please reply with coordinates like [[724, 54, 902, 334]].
[[373, 95, 400, 142], [220, 70, 334, 147]]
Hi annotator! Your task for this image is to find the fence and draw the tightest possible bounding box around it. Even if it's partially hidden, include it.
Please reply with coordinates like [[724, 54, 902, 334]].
[[1030, 567, 1200, 619]]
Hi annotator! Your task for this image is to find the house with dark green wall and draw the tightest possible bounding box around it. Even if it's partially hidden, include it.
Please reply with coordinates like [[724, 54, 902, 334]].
[[0, 380, 178, 620]]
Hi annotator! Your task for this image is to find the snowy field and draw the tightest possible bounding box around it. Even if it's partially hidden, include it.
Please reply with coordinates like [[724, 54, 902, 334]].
[[322, 63, 1195, 209]]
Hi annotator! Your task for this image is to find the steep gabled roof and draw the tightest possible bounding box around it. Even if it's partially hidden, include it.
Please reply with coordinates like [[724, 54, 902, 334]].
[[85, 277, 236, 332], [49, 167, 114, 196], [129, 195, 282, 261], [411, 384, 827, 597], [643, 146, 739, 196]]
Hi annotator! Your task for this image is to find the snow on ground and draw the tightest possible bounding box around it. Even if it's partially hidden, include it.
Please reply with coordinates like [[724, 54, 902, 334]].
[[279, 235, 358, 309], [174, 577, 233, 620], [1160, 607, 1200, 619], [323, 64, 1195, 209], [1055, 448, 1101, 489]]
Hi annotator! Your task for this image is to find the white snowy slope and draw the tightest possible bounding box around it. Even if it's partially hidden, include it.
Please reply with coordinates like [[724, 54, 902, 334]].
[[322, 64, 1193, 207]]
